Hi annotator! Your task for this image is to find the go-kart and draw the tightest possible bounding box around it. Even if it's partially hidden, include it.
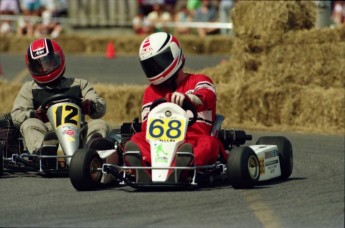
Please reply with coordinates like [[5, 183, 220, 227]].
[[69, 98, 293, 191], [0, 94, 110, 176]]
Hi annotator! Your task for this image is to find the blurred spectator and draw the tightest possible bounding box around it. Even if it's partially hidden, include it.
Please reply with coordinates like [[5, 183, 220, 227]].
[[16, 0, 42, 37], [187, 0, 201, 17], [137, 0, 153, 16], [174, 4, 193, 35], [40, 0, 68, 17], [21, 0, 42, 16], [164, 0, 177, 18], [34, 0, 66, 38], [194, 0, 219, 38], [147, 3, 172, 32], [34, 8, 63, 38], [0, 0, 20, 14], [218, 0, 234, 35], [331, 1, 345, 27], [132, 12, 155, 35], [0, 0, 21, 35]]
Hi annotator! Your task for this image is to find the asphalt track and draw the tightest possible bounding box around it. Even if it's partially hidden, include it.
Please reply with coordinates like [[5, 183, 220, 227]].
[[0, 132, 343, 227], [0, 54, 344, 227], [0, 53, 229, 85]]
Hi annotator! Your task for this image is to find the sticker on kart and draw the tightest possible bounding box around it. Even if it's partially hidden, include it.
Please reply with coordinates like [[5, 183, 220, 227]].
[[147, 117, 186, 142]]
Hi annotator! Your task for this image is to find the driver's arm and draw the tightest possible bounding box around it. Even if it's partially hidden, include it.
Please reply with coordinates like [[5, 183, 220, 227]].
[[78, 79, 106, 119], [192, 79, 217, 112], [11, 82, 35, 128]]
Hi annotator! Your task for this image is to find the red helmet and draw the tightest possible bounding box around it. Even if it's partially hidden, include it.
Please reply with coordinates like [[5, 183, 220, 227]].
[[25, 38, 65, 84], [139, 32, 185, 85]]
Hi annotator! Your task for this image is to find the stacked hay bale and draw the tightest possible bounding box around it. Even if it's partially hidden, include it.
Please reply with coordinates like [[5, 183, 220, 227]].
[[202, 1, 344, 134]]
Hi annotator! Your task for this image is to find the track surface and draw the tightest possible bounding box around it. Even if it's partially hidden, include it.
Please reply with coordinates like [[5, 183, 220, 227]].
[[0, 54, 343, 227], [0, 53, 228, 85], [0, 132, 343, 227]]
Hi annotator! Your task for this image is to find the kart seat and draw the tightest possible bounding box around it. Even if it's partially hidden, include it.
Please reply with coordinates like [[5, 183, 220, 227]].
[[210, 114, 225, 137]]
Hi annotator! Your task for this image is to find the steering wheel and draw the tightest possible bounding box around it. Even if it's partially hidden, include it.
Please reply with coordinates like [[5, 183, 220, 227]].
[[150, 98, 198, 127], [40, 93, 82, 111]]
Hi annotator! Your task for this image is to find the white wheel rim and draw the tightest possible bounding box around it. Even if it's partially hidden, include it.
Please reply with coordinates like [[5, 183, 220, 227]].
[[248, 155, 259, 179]]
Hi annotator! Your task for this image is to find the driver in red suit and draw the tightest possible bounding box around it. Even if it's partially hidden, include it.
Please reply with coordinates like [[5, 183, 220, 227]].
[[125, 32, 226, 182]]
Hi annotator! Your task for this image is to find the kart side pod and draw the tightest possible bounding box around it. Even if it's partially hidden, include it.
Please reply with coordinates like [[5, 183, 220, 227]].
[[249, 145, 281, 181]]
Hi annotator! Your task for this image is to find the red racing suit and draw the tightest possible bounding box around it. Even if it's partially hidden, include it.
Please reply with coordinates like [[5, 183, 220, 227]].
[[130, 73, 226, 166]]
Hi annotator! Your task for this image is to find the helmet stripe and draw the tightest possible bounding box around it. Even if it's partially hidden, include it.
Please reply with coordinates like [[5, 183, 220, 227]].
[[158, 33, 171, 52], [46, 38, 54, 53]]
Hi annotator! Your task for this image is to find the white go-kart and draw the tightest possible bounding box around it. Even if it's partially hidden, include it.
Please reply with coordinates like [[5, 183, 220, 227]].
[[69, 98, 293, 191]]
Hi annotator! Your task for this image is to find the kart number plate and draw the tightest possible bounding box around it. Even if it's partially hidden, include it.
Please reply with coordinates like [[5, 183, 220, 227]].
[[51, 103, 81, 128], [147, 118, 186, 142]]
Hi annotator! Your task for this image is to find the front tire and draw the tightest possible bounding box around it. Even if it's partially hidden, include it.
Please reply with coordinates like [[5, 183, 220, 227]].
[[256, 136, 293, 180], [227, 146, 260, 189], [69, 148, 103, 191]]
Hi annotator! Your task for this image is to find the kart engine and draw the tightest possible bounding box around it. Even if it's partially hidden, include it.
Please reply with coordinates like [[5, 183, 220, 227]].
[[218, 129, 252, 149]]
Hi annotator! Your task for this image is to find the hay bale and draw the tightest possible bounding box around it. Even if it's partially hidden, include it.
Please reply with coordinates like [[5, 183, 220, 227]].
[[0, 81, 21, 113], [55, 36, 88, 53], [94, 84, 145, 125], [232, 1, 316, 39]]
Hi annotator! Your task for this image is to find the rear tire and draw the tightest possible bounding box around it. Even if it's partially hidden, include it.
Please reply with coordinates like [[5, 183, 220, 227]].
[[69, 148, 103, 191], [256, 136, 293, 180], [227, 146, 260, 189]]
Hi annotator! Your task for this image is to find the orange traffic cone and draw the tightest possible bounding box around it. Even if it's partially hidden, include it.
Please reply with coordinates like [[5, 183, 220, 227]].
[[106, 41, 115, 59]]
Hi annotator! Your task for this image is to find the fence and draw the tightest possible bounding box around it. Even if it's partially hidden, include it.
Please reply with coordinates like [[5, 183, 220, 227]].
[[68, 0, 137, 27], [0, 0, 233, 34]]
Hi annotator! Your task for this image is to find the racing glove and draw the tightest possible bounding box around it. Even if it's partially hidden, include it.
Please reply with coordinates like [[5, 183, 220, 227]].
[[166, 92, 203, 107], [81, 99, 95, 115], [27, 109, 49, 123]]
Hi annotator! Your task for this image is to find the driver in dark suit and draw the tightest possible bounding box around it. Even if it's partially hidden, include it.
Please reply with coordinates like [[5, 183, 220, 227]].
[[11, 38, 109, 154]]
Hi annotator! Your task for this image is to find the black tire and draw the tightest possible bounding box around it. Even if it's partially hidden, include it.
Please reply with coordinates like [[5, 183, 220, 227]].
[[256, 136, 293, 180], [227, 146, 260, 189], [69, 148, 103, 191]]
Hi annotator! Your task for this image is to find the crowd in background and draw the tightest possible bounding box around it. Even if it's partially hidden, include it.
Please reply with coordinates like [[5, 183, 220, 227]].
[[1, 0, 344, 38], [0, 0, 67, 37], [133, 0, 345, 37], [133, 0, 236, 38]]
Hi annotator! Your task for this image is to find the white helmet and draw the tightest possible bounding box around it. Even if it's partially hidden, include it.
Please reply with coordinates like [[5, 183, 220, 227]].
[[139, 32, 185, 85]]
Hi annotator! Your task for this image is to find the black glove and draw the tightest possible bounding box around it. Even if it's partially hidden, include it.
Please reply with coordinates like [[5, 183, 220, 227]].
[[29, 109, 49, 122], [82, 99, 95, 115]]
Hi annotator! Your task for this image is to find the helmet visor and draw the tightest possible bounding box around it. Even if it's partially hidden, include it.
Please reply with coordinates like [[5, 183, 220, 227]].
[[140, 47, 174, 78], [28, 52, 61, 76]]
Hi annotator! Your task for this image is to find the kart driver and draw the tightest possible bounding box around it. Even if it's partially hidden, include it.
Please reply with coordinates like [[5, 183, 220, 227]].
[[11, 38, 110, 154], [125, 32, 226, 182]]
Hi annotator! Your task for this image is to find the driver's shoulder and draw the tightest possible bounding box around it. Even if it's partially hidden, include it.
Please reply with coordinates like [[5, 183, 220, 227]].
[[188, 73, 212, 81]]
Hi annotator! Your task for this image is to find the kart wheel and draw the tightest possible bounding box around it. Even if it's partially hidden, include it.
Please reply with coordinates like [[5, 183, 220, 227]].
[[256, 136, 293, 180], [227, 146, 260, 189], [69, 148, 103, 191]]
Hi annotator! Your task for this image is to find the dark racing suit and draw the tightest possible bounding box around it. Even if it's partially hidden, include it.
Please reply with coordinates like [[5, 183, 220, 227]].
[[130, 73, 226, 166], [11, 76, 109, 154]]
